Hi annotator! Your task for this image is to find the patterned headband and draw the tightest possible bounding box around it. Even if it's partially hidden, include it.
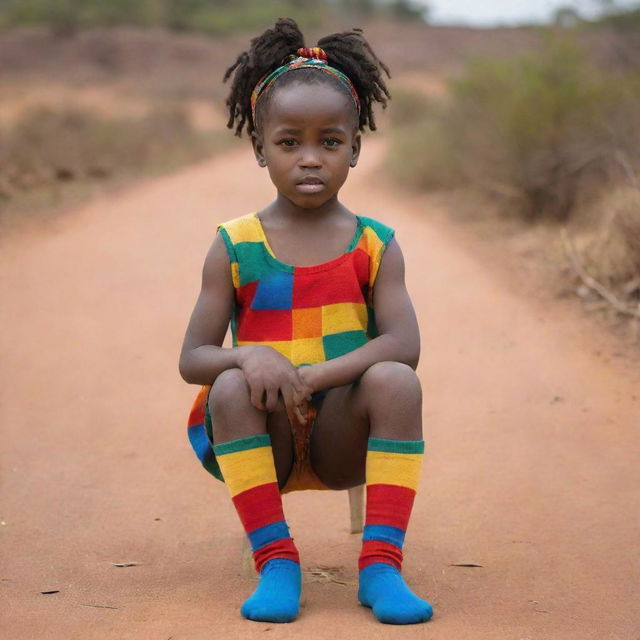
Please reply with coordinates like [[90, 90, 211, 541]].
[[250, 47, 361, 125]]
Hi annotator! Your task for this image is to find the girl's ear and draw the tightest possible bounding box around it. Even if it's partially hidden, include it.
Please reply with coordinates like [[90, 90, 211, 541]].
[[350, 132, 362, 168], [251, 131, 267, 167]]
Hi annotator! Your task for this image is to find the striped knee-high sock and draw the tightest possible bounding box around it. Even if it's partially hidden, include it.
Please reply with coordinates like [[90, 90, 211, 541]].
[[359, 437, 423, 571], [358, 437, 433, 624], [213, 434, 299, 572]]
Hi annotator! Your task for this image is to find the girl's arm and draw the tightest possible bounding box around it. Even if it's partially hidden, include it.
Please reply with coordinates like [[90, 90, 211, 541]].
[[179, 230, 311, 423], [300, 237, 420, 392], [178, 231, 241, 385]]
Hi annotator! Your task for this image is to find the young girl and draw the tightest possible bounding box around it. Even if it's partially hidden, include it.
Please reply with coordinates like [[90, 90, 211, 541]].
[[179, 18, 433, 625]]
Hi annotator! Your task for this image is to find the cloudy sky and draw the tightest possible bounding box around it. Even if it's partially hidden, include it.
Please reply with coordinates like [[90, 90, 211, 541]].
[[420, 0, 636, 26]]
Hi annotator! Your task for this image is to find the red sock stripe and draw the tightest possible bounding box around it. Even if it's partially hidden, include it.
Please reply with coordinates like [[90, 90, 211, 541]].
[[365, 484, 416, 530], [359, 540, 403, 571], [232, 482, 284, 534], [253, 537, 300, 572]]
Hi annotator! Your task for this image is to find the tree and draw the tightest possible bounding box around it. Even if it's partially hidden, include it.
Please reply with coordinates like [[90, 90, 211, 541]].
[[553, 5, 582, 27], [387, 0, 429, 22]]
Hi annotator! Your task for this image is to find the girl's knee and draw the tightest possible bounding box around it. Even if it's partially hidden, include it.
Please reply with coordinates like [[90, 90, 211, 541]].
[[360, 361, 421, 401], [359, 362, 423, 440], [208, 367, 250, 414]]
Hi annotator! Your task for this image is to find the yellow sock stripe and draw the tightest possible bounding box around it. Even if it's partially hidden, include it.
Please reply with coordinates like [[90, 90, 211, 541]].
[[215, 445, 277, 498], [366, 451, 423, 491]]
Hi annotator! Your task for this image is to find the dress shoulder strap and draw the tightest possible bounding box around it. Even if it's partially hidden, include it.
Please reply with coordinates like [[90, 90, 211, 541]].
[[357, 215, 396, 247], [217, 212, 262, 247], [356, 215, 396, 292], [216, 212, 265, 289]]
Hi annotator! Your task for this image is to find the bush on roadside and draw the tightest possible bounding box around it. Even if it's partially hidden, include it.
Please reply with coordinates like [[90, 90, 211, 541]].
[[579, 186, 640, 290], [0, 0, 327, 35], [389, 34, 640, 222], [0, 104, 221, 212], [388, 89, 463, 190], [590, 6, 640, 31]]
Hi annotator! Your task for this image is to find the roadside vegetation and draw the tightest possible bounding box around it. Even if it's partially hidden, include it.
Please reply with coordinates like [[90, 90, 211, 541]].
[[2, 0, 638, 337], [0, 0, 427, 227], [0, 0, 326, 35], [0, 0, 427, 35], [389, 28, 640, 333], [0, 105, 229, 225]]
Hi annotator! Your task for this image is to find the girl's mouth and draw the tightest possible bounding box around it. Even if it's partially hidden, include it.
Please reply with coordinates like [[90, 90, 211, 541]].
[[296, 176, 324, 194]]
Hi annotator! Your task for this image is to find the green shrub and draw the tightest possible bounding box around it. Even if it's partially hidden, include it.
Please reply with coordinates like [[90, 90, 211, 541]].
[[590, 6, 640, 30], [177, 1, 325, 35], [0, 104, 223, 214], [0, 0, 328, 34], [388, 89, 464, 188], [581, 187, 640, 287], [0, 0, 151, 33], [389, 34, 640, 221]]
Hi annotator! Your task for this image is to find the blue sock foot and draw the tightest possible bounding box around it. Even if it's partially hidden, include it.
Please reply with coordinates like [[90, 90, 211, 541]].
[[241, 559, 301, 623], [358, 563, 433, 624]]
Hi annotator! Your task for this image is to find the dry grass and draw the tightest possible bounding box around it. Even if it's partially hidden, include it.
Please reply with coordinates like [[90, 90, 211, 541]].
[[389, 35, 640, 222], [1, 23, 638, 339], [0, 103, 229, 225], [0, 23, 550, 226], [576, 186, 640, 296], [0, 27, 249, 224], [387, 30, 640, 338]]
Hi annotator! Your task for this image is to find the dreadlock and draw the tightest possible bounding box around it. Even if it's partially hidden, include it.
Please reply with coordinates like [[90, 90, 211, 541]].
[[223, 17, 391, 137]]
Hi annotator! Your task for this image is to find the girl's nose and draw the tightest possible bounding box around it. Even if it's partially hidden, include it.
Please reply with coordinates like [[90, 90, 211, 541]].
[[298, 146, 322, 168]]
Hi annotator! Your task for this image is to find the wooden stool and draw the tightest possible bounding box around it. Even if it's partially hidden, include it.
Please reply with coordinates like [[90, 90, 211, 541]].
[[347, 484, 365, 534], [240, 485, 365, 577]]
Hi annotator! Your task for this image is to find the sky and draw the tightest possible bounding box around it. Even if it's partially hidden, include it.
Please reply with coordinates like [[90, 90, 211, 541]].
[[420, 0, 637, 26]]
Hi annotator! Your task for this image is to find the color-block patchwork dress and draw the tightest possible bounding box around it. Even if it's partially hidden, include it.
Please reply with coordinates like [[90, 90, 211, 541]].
[[186, 211, 395, 493]]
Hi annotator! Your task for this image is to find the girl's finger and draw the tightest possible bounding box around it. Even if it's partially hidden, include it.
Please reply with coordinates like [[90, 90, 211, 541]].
[[283, 385, 305, 425], [280, 386, 296, 422], [292, 385, 311, 405], [294, 405, 306, 424], [250, 384, 265, 411], [291, 376, 304, 395], [264, 386, 279, 412]]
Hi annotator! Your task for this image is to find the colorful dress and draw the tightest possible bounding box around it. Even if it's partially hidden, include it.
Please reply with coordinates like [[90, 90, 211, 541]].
[[186, 211, 395, 492]]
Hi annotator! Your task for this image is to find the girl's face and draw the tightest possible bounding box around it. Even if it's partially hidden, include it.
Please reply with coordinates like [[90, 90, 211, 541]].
[[251, 81, 361, 211]]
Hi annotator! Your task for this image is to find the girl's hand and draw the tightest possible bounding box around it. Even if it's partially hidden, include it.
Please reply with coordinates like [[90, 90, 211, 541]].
[[237, 346, 312, 424], [294, 364, 317, 406]]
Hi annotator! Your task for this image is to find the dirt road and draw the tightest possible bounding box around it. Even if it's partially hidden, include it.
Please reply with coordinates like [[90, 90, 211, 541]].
[[2, 138, 639, 640]]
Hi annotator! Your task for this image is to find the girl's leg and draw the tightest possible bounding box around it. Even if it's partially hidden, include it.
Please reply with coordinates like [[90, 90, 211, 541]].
[[210, 369, 294, 488], [208, 368, 300, 623], [310, 361, 433, 624]]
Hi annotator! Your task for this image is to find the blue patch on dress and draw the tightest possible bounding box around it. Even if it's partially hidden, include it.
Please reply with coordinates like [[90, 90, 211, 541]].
[[251, 271, 294, 310]]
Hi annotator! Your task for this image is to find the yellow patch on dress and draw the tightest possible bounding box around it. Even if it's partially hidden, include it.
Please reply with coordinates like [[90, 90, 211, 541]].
[[222, 213, 264, 245], [321, 302, 368, 334], [360, 227, 385, 291], [237, 340, 292, 361], [290, 337, 325, 366], [230, 261, 240, 289]]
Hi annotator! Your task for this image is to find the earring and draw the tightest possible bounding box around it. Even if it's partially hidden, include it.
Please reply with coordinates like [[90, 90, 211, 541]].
[[258, 158, 266, 167]]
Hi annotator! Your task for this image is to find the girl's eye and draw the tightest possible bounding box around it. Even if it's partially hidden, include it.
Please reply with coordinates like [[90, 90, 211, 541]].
[[278, 139, 298, 147], [323, 138, 342, 148]]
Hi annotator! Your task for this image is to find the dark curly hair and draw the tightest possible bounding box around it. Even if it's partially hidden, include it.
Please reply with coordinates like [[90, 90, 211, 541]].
[[223, 17, 391, 137]]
